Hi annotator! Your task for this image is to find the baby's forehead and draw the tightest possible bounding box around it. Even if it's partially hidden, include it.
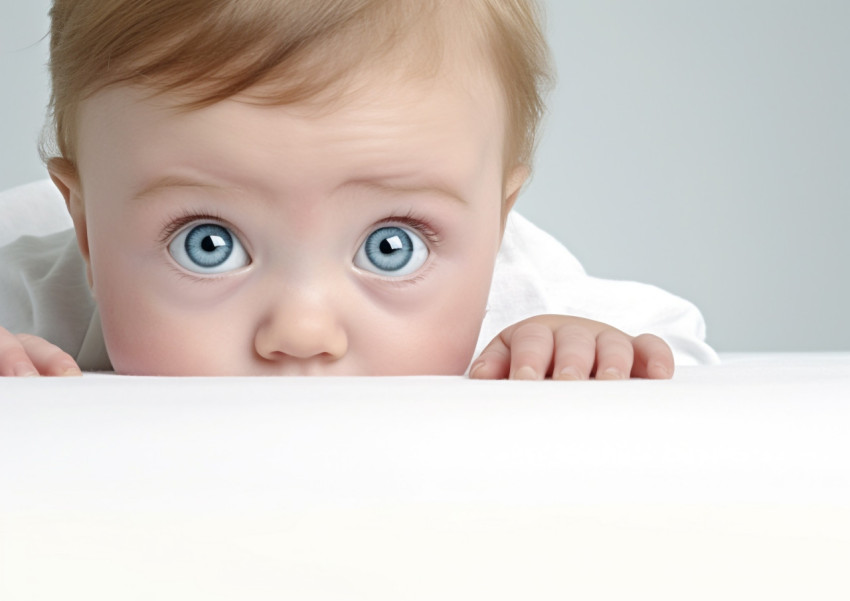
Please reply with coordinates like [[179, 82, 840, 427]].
[[78, 66, 506, 201]]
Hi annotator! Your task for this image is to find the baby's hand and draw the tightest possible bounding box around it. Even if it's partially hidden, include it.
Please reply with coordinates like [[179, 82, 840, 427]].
[[0, 326, 82, 377], [469, 315, 673, 381]]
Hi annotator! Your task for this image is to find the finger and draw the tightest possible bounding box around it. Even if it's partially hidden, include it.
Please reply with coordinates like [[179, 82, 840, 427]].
[[17, 334, 82, 376], [630, 333, 674, 379], [551, 324, 595, 380], [0, 326, 40, 377], [593, 329, 634, 380], [469, 335, 512, 380], [507, 322, 555, 380]]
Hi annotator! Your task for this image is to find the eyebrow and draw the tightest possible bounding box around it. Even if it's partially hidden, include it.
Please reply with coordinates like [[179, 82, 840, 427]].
[[131, 175, 231, 202], [131, 174, 468, 205], [348, 178, 468, 205]]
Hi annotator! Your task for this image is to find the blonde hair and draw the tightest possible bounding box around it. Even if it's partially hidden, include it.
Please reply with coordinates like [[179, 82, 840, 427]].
[[43, 0, 552, 172]]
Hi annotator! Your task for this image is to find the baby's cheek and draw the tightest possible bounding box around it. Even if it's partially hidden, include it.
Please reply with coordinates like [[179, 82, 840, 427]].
[[99, 313, 178, 375], [98, 298, 225, 376], [376, 329, 475, 375], [390, 294, 487, 375], [91, 256, 246, 375]]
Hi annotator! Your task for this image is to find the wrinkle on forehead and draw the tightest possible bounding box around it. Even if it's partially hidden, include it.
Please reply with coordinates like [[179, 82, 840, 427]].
[[75, 56, 505, 207]]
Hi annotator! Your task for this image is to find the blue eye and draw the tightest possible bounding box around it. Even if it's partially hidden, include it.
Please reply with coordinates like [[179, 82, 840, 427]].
[[168, 222, 250, 274], [354, 226, 429, 276]]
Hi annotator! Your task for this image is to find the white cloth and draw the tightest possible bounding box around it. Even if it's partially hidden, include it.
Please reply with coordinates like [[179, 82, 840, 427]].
[[0, 180, 719, 371], [480, 215, 717, 364]]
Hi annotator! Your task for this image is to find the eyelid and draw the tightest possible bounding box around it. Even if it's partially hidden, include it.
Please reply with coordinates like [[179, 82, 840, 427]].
[[158, 211, 229, 246], [371, 214, 441, 247]]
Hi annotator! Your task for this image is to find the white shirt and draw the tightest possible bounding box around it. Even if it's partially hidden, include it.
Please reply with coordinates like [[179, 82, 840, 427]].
[[0, 180, 719, 371]]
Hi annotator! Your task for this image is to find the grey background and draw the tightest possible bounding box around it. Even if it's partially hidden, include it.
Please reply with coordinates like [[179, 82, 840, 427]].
[[1, 0, 848, 352]]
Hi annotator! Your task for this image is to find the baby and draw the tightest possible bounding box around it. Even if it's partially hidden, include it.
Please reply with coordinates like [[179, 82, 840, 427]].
[[0, 0, 714, 378]]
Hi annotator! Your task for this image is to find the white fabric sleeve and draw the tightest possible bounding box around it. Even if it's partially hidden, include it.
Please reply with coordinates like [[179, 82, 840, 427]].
[[0, 229, 111, 371], [480, 213, 720, 366], [0, 180, 111, 371], [0, 179, 73, 247]]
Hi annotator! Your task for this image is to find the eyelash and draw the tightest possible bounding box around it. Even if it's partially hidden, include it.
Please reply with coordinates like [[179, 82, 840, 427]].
[[158, 209, 228, 247], [372, 212, 442, 247], [160, 210, 441, 244]]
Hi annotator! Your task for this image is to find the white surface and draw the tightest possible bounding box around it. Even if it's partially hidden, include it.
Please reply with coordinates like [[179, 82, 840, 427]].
[[1, 354, 849, 599]]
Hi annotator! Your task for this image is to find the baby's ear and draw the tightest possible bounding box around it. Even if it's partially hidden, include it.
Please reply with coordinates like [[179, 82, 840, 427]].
[[500, 164, 530, 235], [48, 158, 93, 289]]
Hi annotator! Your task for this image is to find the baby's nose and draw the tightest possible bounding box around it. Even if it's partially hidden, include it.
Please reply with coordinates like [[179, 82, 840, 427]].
[[253, 290, 348, 362]]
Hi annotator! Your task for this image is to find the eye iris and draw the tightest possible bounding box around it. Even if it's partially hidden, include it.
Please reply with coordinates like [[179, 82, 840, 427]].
[[186, 224, 233, 267], [367, 228, 412, 271]]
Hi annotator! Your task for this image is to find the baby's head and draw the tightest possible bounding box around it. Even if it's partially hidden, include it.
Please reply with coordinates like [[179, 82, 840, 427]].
[[43, 0, 553, 375]]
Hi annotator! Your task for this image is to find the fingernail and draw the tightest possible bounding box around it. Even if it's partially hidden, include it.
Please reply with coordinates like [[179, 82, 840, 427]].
[[469, 361, 486, 379], [557, 366, 583, 381], [14, 363, 39, 377], [61, 366, 83, 377], [513, 366, 538, 380], [600, 367, 625, 380]]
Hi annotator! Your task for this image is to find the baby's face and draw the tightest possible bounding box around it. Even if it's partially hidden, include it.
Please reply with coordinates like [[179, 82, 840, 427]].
[[68, 64, 522, 375]]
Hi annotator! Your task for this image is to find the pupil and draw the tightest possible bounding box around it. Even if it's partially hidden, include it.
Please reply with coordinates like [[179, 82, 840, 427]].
[[201, 234, 226, 253], [379, 235, 404, 254]]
